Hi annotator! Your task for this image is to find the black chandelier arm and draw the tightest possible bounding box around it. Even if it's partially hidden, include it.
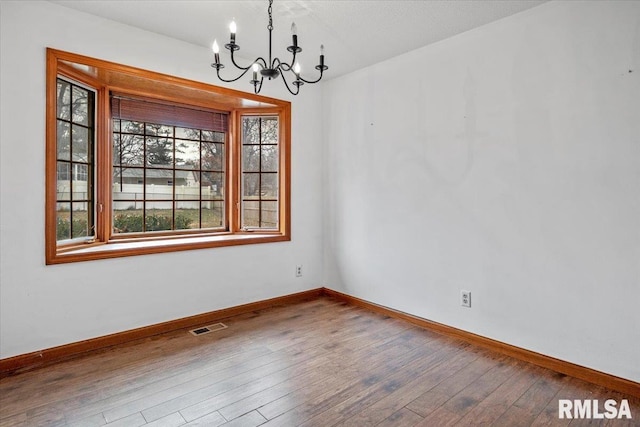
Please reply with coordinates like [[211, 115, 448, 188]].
[[272, 57, 327, 85], [212, 65, 252, 83], [279, 70, 301, 96], [228, 47, 269, 71], [271, 57, 292, 72], [297, 68, 326, 84], [230, 51, 252, 71]]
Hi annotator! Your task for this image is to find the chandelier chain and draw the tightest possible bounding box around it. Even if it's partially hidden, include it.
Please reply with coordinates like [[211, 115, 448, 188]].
[[267, 0, 274, 32]]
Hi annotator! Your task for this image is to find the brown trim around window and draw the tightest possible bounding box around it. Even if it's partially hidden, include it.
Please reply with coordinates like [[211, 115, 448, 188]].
[[45, 48, 291, 264]]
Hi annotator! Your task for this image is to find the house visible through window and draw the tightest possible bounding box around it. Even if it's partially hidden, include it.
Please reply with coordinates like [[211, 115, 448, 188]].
[[46, 49, 291, 264]]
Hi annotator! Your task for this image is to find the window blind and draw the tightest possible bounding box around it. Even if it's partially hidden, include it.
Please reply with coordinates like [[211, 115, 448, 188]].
[[111, 95, 227, 132]]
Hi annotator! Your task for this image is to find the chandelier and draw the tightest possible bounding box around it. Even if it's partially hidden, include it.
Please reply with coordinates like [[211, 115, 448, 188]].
[[211, 0, 328, 95]]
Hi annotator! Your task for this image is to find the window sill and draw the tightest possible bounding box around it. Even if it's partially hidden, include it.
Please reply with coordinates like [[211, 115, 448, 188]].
[[48, 232, 289, 264]]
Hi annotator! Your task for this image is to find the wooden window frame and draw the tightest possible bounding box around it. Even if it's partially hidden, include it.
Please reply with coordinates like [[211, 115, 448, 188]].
[[45, 49, 291, 264]]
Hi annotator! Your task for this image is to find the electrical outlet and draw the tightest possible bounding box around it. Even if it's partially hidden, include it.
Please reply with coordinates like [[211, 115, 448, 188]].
[[461, 290, 471, 308], [295, 265, 302, 277]]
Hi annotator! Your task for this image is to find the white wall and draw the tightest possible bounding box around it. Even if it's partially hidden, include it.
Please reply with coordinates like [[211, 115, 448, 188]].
[[2, 0, 638, 384], [323, 0, 640, 381], [0, 1, 324, 359]]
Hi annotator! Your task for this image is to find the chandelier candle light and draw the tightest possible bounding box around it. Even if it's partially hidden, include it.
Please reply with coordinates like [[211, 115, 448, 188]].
[[211, 0, 328, 95]]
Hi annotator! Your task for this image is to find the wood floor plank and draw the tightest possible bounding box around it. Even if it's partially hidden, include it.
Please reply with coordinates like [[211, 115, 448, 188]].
[[130, 344, 331, 423], [218, 410, 266, 427], [182, 411, 226, 427], [66, 412, 108, 427], [143, 412, 186, 427], [492, 404, 537, 426], [2, 299, 338, 419], [65, 346, 276, 423], [338, 340, 477, 426], [0, 412, 28, 427], [177, 348, 335, 422], [456, 363, 543, 426], [413, 406, 461, 426], [374, 407, 423, 427], [217, 357, 341, 421], [71, 301, 359, 423], [405, 348, 503, 417], [141, 310, 396, 424], [1, 296, 636, 427], [246, 327, 437, 422], [440, 356, 521, 417], [258, 342, 438, 426], [280, 332, 470, 426], [104, 412, 146, 427], [512, 369, 568, 419]]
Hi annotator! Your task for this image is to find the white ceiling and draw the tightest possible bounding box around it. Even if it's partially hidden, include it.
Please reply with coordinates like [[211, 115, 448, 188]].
[[50, 0, 547, 80]]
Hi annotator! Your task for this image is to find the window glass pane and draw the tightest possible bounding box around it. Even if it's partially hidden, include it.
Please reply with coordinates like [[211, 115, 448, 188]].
[[72, 86, 90, 126], [201, 142, 224, 171], [113, 133, 121, 165], [72, 165, 90, 200], [56, 202, 71, 241], [242, 201, 259, 228], [242, 117, 261, 144], [72, 125, 90, 162], [113, 201, 143, 233], [56, 80, 70, 120], [146, 137, 173, 168], [202, 201, 224, 229], [261, 173, 278, 199], [146, 123, 172, 137], [120, 134, 144, 166], [121, 120, 144, 134], [175, 201, 199, 230], [261, 201, 278, 228], [57, 162, 70, 201], [108, 105, 231, 236], [242, 174, 260, 200], [112, 118, 120, 132], [261, 117, 278, 144], [243, 145, 260, 172], [202, 172, 224, 199], [57, 121, 70, 161], [261, 145, 278, 172], [145, 201, 173, 231], [176, 140, 200, 169], [176, 170, 198, 190], [71, 202, 90, 238], [175, 176, 199, 200], [202, 131, 224, 143], [113, 167, 143, 200], [175, 127, 200, 140], [145, 169, 173, 200]]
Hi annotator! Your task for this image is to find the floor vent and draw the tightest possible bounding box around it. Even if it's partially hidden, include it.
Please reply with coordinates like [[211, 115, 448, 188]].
[[189, 323, 228, 336]]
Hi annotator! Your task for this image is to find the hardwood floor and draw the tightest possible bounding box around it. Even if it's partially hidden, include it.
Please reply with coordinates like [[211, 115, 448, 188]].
[[1, 297, 638, 426]]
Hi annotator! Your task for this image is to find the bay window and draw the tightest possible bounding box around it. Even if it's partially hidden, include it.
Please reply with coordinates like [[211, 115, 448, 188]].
[[46, 49, 291, 264]]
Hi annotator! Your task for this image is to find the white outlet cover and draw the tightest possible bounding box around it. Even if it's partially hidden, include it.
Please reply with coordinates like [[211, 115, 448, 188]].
[[461, 290, 471, 308]]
